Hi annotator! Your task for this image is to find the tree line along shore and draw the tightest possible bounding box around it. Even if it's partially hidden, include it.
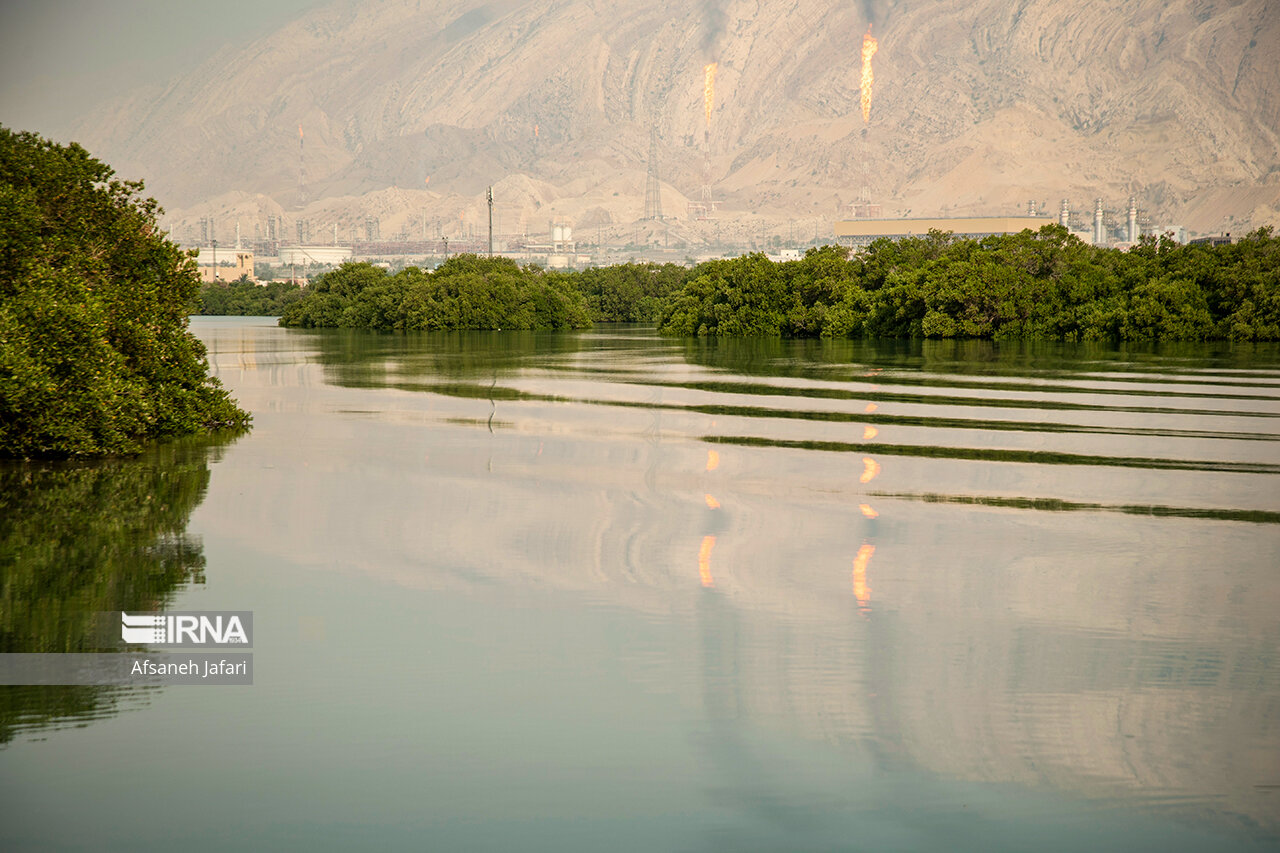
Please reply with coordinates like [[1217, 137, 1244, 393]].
[[257, 226, 1278, 342], [1, 128, 249, 459], [3, 124, 1275, 460]]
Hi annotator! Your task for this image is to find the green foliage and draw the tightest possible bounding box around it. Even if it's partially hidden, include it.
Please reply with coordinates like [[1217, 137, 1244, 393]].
[[193, 278, 303, 316], [279, 256, 592, 331], [0, 128, 250, 458], [655, 226, 1280, 341], [567, 262, 689, 322], [266, 227, 1277, 342]]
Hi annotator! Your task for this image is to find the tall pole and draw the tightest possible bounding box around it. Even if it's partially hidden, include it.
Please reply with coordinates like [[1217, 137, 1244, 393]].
[[487, 186, 494, 257]]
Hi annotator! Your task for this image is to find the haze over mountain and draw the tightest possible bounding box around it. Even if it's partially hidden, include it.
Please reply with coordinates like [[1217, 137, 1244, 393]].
[[70, 0, 1280, 245]]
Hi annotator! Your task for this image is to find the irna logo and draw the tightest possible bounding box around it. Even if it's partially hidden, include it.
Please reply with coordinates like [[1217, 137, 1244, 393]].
[[121, 612, 252, 647]]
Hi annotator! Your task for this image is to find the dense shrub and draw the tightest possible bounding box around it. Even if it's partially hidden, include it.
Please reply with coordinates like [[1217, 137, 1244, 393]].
[[0, 128, 249, 458], [193, 278, 303, 315], [278, 228, 1276, 342], [279, 256, 592, 331], [567, 262, 689, 322], [656, 226, 1280, 341]]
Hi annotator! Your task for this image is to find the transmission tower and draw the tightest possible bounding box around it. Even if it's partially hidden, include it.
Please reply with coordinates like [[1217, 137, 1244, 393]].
[[644, 127, 664, 221]]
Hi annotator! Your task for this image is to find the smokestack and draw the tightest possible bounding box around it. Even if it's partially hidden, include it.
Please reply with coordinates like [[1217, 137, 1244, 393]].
[[1060, 199, 1070, 228], [235, 221, 241, 250], [1027, 200, 1036, 216], [1094, 198, 1105, 246], [1127, 197, 1138, 243]]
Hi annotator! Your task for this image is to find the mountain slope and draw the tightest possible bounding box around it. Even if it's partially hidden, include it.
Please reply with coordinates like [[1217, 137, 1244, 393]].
[[75, 0, 1280, 239]]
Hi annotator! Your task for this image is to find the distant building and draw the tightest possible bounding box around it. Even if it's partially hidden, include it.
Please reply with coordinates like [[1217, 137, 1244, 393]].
[[195, 248, 254, 283], [834, 216, 1056, 247], [277, 246, 354, 266], [767, 249, 803, 262], [1153, 226, 1189, 244], [845, 201, 883, 219]]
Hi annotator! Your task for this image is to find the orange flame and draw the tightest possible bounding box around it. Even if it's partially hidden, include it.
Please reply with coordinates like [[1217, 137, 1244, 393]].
[[859, 504, 878, 518], [703, 63, 717, 129], [860, 25, 878, 123], [424, 176, 431, 186], [699, 535, 717, 587], [860, 456, 881, 484], [863, 425, 879, 440], [852, 544, 875, 608], [534, 123, 539, 138], [865, 402, 878, 413], [298, 124, 304, 140], [704, 494, 721, 509], [706, 449, 720, 472]]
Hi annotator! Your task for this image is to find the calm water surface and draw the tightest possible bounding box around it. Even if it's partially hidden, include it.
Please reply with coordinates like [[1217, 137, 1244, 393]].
[[2, 317, 1278, 851]]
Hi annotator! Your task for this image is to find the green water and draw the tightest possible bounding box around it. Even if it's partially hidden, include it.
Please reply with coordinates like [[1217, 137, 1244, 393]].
[[2, 317, 1278, 851]]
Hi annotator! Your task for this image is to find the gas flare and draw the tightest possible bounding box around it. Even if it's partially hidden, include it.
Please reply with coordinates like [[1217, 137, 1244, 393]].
[[703, 62, 717, 130], [534, 123, 539, 138], [860, 25, 878, 123]]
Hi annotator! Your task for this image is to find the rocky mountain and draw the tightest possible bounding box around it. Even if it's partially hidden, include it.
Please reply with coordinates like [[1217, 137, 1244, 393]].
[[73, 0, 1280, 245]]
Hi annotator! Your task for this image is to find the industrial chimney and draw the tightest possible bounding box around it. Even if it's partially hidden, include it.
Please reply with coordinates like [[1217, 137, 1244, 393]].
[[1059, 200, 1070, 229], [1127, 197, 1138, 243], [1094, 199, 1105, 246]]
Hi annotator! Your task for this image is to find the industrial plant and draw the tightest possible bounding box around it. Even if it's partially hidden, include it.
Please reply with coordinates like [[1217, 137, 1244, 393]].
[[834, 196, 1185, 248], [179, 37, 1202, 285]]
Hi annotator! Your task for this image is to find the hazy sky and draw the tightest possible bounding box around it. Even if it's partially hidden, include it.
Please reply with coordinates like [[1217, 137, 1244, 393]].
[[0, 0, 328, 139]]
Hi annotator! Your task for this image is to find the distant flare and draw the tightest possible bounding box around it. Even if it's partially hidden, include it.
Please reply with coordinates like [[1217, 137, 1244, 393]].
[[859, 503, 878, 518], [860, 456, 881, 484], [863, 425, 879, 441], [865, 402, 878, 413], [860, 25, 878, 123], [704, 494, 721, 509], [706, 449, 720, 472]]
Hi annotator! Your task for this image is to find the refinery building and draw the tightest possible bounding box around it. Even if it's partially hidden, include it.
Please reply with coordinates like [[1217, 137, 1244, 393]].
[[834, 215, 1056, 247], [834, 198, 1160, 248]]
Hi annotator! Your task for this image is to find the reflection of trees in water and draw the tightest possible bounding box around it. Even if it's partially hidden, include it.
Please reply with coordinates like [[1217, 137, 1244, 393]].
[[678, 337, 1278, 380], [302, 327, 594, 389], [0, 440, 227, 745]]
